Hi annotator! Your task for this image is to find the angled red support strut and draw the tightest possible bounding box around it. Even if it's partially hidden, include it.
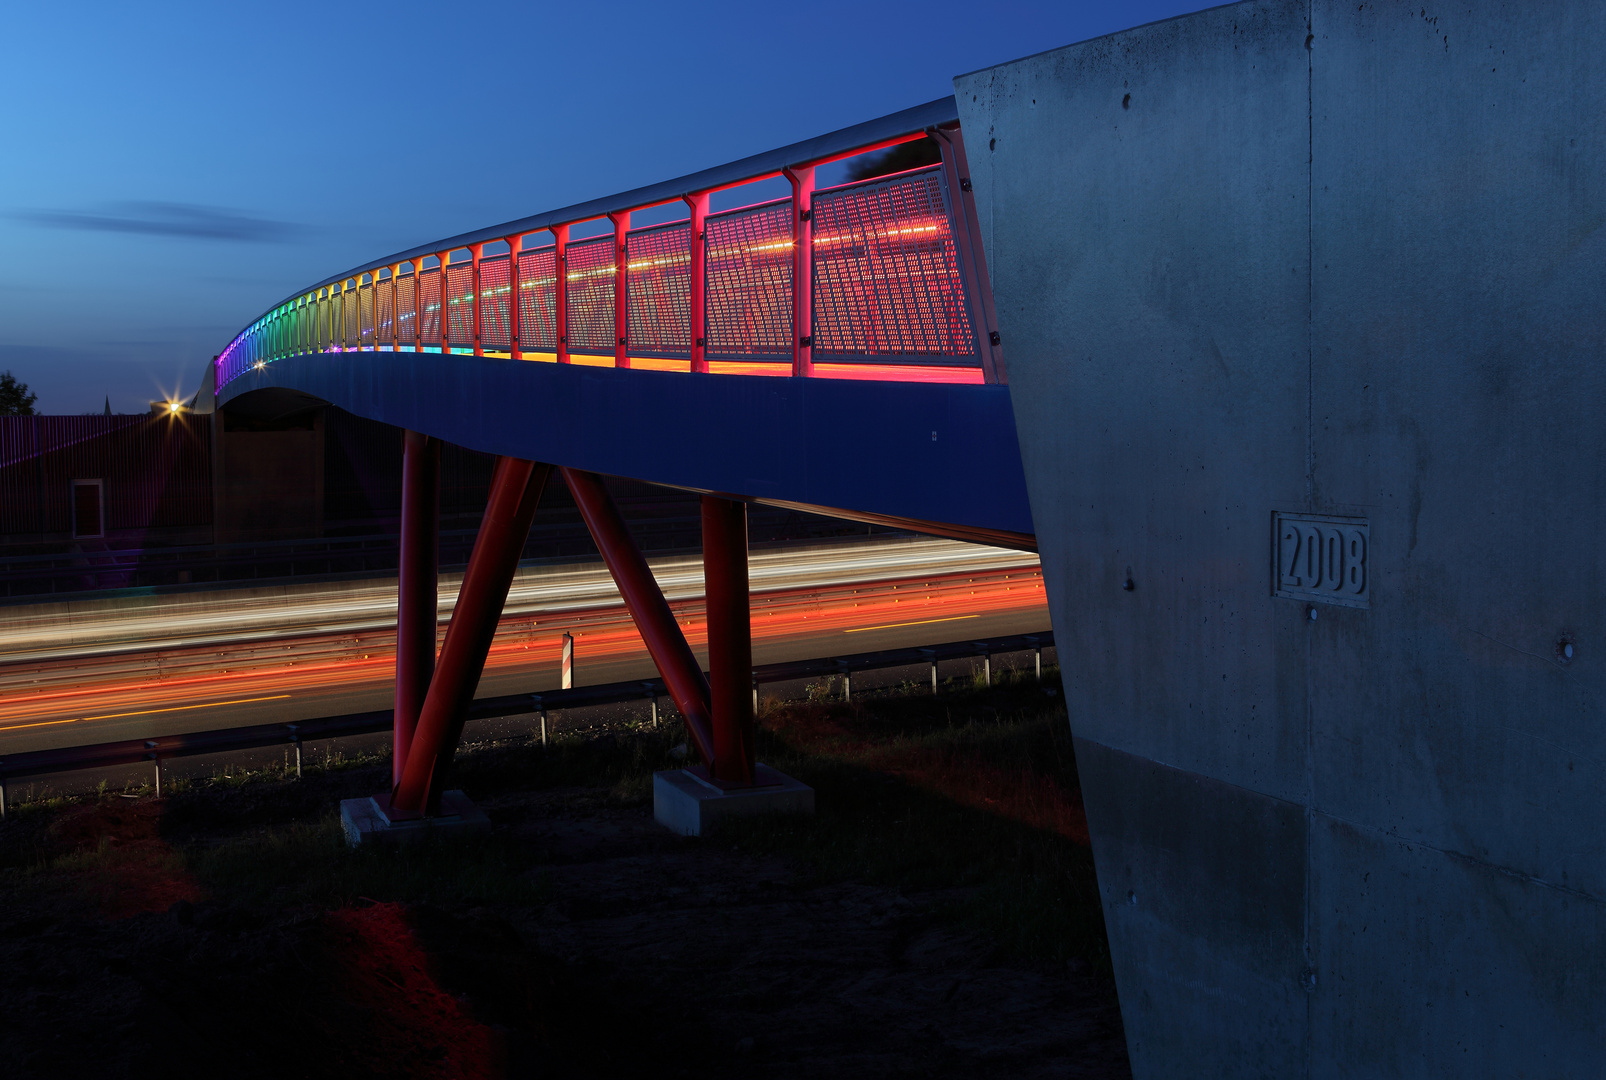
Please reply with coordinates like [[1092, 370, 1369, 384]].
[[560, 467, 716, 765], [392, 456, 550, 813], [393, 430, 441, 788], [702, 495, 756, 785]]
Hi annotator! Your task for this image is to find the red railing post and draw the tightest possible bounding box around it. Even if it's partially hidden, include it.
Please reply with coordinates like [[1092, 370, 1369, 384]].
[[559, 467, 716, 763], [784, 165, 816, 376], [702, 495, 755, 785], [686, 192, 710, 373], [391, 456, 551, 814], [437, 251, 451, 353], [412, 260, 422, 351], [509, 236, 523, 361], [933, 124, 1006, 384], [609, 212, 630, 368], [554, 225, 570, 364], [470, 244, 484, 357], [394, 430, 441, 788]]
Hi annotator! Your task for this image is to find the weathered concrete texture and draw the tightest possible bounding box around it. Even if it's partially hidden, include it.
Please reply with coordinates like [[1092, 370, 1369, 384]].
[[653, 765, 814, 836], [339, 789, 490, 846], [959, 0, 1606, 1074]]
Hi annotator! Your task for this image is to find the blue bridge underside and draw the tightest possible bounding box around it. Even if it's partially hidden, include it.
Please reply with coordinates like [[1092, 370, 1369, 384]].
[[218, 352, 1035, 539]]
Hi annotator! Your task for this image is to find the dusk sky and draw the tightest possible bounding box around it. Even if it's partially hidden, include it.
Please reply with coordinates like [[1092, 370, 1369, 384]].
[[0, 0, 1211, 414]]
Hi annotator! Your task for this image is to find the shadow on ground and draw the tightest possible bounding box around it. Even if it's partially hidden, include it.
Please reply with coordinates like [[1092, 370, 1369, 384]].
[[0, 676, 1128, 1079]]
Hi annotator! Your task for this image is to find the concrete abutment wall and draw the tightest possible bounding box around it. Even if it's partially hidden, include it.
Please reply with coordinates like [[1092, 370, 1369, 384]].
[[959, 1, 1606, 1073]]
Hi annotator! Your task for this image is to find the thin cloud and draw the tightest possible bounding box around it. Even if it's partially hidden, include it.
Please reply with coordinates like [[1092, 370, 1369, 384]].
[[18, 201, 300, 242]]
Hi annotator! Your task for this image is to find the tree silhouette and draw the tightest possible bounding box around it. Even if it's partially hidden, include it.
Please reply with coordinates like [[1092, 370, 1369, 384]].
[[844, 136, 942, 182], [0, 371, 37, 415]]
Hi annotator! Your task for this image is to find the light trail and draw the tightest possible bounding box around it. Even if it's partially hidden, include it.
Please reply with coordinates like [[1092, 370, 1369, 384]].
[[0, 537, 1045, 749]]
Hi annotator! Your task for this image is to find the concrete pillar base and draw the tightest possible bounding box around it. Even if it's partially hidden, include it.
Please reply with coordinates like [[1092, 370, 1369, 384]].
[[339, 789, 490, 847], [653, 764, 814, 837]]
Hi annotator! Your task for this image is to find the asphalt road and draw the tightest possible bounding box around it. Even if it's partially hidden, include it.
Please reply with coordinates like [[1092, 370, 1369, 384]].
[[0, 536, 1047, 755]]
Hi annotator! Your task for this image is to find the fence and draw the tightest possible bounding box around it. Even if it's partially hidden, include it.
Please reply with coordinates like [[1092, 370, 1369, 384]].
[[214, 98, 1002, 392], [0, 631, 1053, 814]]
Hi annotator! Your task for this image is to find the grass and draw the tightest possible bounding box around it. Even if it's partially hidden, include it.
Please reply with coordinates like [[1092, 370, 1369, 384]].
[[720, 671, 1109, 967], [0, 670, 1107, 969]]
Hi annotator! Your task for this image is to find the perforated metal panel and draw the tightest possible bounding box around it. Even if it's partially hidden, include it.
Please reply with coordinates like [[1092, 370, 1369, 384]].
[[420, 268, 442, 344], [396, 273, 417, 346], [706, 201, 793, 357], [446, 263, 475, 349], [360, 283, 376, 347], [479, 256, 512, 352], [565, 237, 616, 354], [518, 248, 558, 351], [626, 223, 691, 356], [343, 289, 360, 348], [810, 167, 976, 360], [376, 278, 395, 346]]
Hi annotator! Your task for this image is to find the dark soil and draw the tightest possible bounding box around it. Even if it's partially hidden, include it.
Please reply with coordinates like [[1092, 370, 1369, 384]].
[[0, 682, 1129, 1079]]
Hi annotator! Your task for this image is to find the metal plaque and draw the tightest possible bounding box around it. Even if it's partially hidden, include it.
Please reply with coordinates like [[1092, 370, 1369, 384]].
[[1273, 512, 1369, 609]]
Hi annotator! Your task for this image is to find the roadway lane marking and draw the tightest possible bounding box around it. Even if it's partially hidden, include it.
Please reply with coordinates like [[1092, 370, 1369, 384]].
[[843, 615, 981, 633], [0, 694, 294, 733], [78, 695, 292, 722], [0, 717, 82, 732]]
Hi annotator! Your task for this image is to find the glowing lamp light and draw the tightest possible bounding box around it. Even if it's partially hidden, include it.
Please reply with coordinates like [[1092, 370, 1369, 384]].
[[167, 401, 181, 414]]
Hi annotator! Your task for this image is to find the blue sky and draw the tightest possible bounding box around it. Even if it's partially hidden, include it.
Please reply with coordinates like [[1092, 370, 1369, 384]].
[[0, 0, 1213, 413]]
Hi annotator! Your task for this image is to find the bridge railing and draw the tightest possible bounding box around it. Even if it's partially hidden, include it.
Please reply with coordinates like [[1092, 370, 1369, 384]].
[[215, 98, 1003, 393]]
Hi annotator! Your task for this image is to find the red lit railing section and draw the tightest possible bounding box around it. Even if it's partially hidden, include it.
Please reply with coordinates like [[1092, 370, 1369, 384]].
[[215, 113, 1001, 390]]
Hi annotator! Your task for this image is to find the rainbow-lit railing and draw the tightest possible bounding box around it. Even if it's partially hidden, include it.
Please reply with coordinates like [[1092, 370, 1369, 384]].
[[215, 98, 1003, 393]]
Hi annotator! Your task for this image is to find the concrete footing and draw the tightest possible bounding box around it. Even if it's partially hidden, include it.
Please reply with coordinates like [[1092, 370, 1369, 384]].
[[340, 789, 490, 847], [653, 764, 813, 836]]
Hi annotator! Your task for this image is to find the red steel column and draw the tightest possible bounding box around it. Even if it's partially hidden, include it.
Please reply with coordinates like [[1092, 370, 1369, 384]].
[[685, 192, 710, 373], [785, 165, 816, 377], [560, 467, 715, 764], [702, 495, 755, 785], [392, 456, 550, 813], [554, 225, 571, 364], [609, 212, 630, 368], [394, 430, 441, 788]]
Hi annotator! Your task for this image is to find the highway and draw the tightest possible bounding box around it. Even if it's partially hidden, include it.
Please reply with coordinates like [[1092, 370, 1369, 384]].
[[0, 536, 1046, 755]]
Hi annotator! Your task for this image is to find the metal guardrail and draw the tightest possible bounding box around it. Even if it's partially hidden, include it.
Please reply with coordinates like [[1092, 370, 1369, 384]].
[[0, 631, 1053, 813]]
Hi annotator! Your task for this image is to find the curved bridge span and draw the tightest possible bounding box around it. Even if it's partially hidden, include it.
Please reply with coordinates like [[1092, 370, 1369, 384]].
[[206, 97, 1030, 546], [200, 96, 1035, 819]]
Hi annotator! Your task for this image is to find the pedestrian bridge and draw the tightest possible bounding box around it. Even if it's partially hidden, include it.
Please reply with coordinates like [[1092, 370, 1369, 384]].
[[200, 96, 1034, 817], [206, 97, 1031, 549]]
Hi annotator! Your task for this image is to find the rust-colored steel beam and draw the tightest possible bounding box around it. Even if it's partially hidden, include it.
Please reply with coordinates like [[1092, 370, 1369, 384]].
[[560, 467, 715, 763], [392, 456, 550, 813], [393, 430, 441, 788], [702, 495, 755, 785]]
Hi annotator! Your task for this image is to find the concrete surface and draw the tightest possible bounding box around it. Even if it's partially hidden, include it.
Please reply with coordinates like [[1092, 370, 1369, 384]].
[[340, 788, 489, 846], [958, 0, 1606, 1074], [653, 764, 814, 836]]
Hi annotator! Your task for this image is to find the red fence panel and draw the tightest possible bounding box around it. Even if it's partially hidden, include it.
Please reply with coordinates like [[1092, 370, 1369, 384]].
[[565, 237, 616, 355], [419, 267, 442, 344], [396, 271, 417, 347], [625, 223, 691, 356], [446, 262, 475, 351], [810, 167, 977, 362], [518, 247, 558, 352], [705, 200, 793, 358], [479, 256, 512, 352]]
